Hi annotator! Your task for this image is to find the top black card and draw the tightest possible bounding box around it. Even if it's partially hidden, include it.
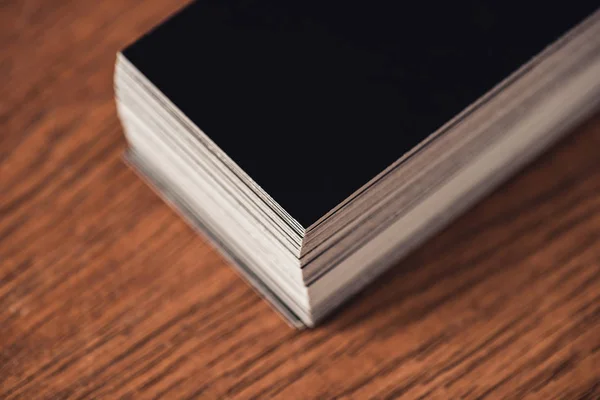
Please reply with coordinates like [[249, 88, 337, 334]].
[[123, 0, 597, 227]]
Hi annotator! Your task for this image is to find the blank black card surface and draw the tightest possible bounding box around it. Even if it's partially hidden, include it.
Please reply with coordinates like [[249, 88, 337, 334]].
[[123, 0, 598, 227]]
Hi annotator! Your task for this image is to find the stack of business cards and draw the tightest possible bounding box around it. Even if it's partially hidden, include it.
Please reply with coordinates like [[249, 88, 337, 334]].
[[115, 1, 600, 327]]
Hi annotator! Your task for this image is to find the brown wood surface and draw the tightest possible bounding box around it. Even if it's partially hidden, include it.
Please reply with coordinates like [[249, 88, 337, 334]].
[[2, 1, 600, 398]]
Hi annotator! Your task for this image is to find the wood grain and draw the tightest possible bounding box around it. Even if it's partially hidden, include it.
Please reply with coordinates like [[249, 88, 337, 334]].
[[1, 1, 600, 398]]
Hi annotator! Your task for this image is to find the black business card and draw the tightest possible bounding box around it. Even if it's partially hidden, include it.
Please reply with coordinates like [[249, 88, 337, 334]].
[[124, 0, 597, 227]]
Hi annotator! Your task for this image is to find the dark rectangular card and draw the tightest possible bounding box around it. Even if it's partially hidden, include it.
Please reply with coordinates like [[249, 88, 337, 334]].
[[123, 0, 597, 227]]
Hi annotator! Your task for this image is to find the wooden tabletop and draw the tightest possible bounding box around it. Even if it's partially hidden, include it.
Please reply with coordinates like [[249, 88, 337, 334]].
[[2, 1, 600, 399]]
